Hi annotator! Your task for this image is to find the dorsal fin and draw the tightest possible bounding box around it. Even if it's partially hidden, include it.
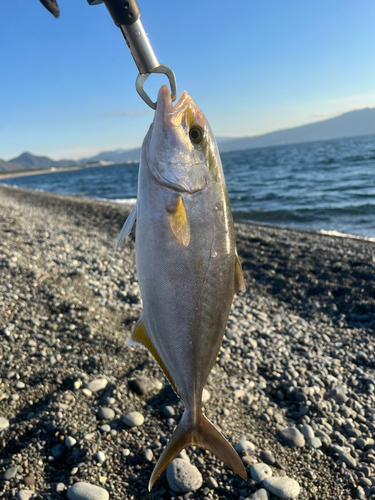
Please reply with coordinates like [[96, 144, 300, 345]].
[[127, 318, 180, 397]]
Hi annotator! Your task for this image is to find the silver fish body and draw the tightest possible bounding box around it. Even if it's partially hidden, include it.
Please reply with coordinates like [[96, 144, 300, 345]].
[[117, 85, 246, 489]]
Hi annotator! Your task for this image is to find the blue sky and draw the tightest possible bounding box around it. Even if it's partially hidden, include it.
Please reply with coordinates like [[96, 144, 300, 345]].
[[1, 0, 375, 160]]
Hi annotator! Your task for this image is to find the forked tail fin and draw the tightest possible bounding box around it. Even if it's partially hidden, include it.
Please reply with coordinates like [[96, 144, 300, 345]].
[[148, 410, 247, 491]]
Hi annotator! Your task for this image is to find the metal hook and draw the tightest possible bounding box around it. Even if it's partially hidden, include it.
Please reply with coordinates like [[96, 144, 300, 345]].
[[136, 65, 177, 110]]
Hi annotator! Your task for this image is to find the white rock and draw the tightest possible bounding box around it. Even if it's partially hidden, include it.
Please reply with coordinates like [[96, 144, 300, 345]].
[[67, 482, 109, 500], [0, 417, 10, 431], [17, 491, 34, 500], [202, 388, 211, 402], [123, 412, 144, 427], [86, 378, 108, 393], [96, 451, 106, 463], [250, 463, 273, 483], [167, 458, 203, 492], [263, 477, 300, 499], [235, 440, 255, 453], [65, 436, 77, 448]]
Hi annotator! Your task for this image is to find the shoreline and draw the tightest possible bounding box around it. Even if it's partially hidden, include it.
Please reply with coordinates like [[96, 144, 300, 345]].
[[0, 160, 139, 180], [2, 182, 375, 244], [1, 185, 374, 499]]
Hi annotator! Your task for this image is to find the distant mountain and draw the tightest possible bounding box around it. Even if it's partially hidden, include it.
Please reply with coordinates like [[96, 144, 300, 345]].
[[80, 147, 141, 164], [2, 108, 375, 172], [0, 151, 78, 172], [9, 152, 76, 170], [218, 108, 375, 153]]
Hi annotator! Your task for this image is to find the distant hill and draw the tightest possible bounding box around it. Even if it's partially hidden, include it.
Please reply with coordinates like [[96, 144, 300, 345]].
[[80, 147, 141, 164], [218, 108, 375, 153], [0, 152, 78, 172], [9, 152, 77, 170]]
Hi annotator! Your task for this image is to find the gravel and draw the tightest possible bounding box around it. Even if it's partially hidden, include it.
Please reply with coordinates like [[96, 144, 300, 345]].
[[2, 185, 373, 499]]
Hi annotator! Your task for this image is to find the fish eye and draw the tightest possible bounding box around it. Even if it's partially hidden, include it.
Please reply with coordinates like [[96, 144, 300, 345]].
[[189, 126, 204, 144]]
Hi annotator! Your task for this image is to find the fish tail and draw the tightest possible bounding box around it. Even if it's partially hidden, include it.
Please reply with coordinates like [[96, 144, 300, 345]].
[[148, 410, 247, 491]]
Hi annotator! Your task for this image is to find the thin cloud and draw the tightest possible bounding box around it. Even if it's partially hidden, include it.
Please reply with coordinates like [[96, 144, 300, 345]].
[[102, 109, 153, 117]]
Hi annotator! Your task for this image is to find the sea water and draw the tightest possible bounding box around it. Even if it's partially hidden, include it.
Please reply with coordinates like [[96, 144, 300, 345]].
[[2, 134, 375, 238]]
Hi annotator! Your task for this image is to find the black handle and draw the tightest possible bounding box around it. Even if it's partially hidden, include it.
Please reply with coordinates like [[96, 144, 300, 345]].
[[102, 0, 141, 26]]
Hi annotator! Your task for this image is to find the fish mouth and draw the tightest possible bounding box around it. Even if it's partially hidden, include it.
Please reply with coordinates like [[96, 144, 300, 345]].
[[157, 85, 197, 127]]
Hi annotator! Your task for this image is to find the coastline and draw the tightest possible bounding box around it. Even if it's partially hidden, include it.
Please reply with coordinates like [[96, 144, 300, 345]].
[[1, 185, 374, 499]]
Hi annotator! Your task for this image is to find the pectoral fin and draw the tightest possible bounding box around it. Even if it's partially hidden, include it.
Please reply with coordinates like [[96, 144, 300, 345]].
[[115, 203, 137, 250], [235, 253, 246, 292], [127, 318, 180, 397], [166, 196, 190, 247]]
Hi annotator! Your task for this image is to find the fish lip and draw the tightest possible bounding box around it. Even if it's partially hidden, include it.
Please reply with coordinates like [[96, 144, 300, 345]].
[[157, 86, 191, 126]]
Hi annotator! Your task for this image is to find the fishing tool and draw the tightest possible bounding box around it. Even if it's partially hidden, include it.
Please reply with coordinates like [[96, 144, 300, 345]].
[[87, 0, 177, 109]]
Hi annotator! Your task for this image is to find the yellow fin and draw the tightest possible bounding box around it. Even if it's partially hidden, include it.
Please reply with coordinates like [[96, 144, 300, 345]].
[[128, 318, 180, 397], [167, 196, 190, 247], [149, 411, 246, 490], [235, 253, 246, 292]]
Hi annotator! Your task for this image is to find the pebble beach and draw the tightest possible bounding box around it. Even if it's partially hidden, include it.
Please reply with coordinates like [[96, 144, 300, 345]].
[[1, 184, 375, 500]]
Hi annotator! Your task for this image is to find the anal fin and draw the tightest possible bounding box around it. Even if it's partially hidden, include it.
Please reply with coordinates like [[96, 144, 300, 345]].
[[128, 318, 180, 397], [234, 253, 246, 292]]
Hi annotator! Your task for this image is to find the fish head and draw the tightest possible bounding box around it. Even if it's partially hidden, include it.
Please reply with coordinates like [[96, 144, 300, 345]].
[[146, 85, 218, 193]]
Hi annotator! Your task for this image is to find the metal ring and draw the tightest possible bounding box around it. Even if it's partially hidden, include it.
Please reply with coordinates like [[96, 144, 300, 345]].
[[135, 64, 177, 110]]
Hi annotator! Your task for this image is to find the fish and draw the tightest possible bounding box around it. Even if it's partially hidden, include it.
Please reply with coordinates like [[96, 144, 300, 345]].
[[116, 85, 247, 490]]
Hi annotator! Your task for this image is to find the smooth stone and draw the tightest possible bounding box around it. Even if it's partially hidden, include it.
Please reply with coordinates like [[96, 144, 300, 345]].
[[123, 412, 144, 427], [23, 476, 36, 487], [65, 436, 77, 448], [17, 491, 34, 500], [338, 450, 357, 469], [308, 437, 322, 449], [3, 466, 17, 479], [0, 417, 10, 431], [86, 378, 108, 393], [96, 451, 106, 463], [143, 448, 153, 462], [167, 458, 203, 492], [260, 450, 275, 465], [206, 476, 218, 489], [97, 408, 115, 420], [56, 483, 66, 492], [163, 406, 176, 418], [15, 381, 25, 389], [235, 440, 256, 453], [202, 388, 211, 403], [301, 424, 315, 440], [100, 424, 111, 433], [51, 443, 65, 459], [67, 482, 109, 500], [263, 477, 300, 499], [130, 376, 154, 395], [248, 489, 270, 500], [177, 449, 190, 462], [279, 427, 305, 448], [250, 463, 273, 483]]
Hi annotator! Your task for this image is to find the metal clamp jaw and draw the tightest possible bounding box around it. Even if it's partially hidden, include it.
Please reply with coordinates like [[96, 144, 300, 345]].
[[88, 0, 176, 109]]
